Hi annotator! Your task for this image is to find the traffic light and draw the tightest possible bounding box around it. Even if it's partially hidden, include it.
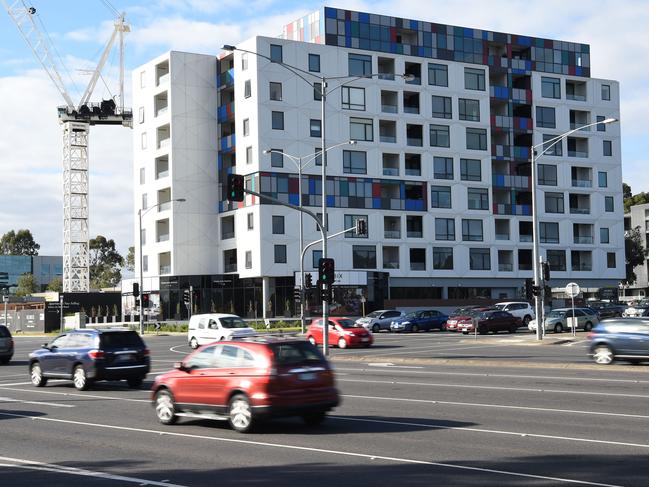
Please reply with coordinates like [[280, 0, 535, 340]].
[[318, 258, 335, 285], [293, 287, 302, 304], [142, 293, 150, 308], [355, 218, 367, 236], [132, 282, 139, 296], [320, 283, 332, 303], [227, 174, 244, 202], [183, 289, 191, 305], [523, 278, 534, 300], [532, 285, 541, 297], [542, 261, 551, 281], [304, 273, 313, 289]]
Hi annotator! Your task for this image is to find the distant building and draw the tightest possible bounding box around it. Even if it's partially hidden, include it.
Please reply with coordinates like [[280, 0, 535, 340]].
[[0, 255, 63, 292], [623, 204, 649, 299]]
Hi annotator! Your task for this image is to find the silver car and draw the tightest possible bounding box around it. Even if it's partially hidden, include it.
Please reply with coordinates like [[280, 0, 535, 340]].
[[355, 310, 405, 332], [528, 308, 599, 333]]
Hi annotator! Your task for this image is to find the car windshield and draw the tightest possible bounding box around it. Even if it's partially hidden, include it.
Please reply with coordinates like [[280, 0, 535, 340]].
[[403, 312, 419, 320], [220, 317, 248, 328], [494, 304, 506, 310], [271, 342, 325, 365], [367, 311, 382, 318], [337, 319, 361, 329], [452, 307, 473, 315], [100, 332, 143, 348], [547, 310, 566, 318]]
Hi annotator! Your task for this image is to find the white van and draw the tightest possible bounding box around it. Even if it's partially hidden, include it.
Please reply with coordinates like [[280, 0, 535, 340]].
[[187, 314, 256, 349]]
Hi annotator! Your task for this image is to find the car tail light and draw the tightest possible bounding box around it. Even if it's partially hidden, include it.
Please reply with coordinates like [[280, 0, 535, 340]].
[[586, 332, 594, 341], [8, 339, 13, 347], [143, 348, 150, 356], [88, 349, 105, 360]]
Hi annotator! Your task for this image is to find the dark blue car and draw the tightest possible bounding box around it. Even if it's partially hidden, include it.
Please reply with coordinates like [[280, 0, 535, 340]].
[[588, 318, 649, 365], [390, 309, 448, 333], [29, 329, 150, 390]]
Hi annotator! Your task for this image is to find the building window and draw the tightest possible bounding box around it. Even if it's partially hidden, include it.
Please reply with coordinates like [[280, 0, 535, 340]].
[[139, 167, 145, 185], [140, 228, 146, 245], [246, 146, 253, 165], [538, 164, 557, 185], [316, 212, 328, 231], [272, 111, 284, 130], [272, 215, 285, 234], [269, 82, 282, 101], [308, 53, 320, 72], [536, 106, 556, 128], [244, 80, 251, 98], [350, 117, 373, 141], [343, 150, 367, 174], [245, 251, 252, 269], [404, 153, 421, 176], [247, 212, 254, 230], [409, 248, 426, 271], [460, 158, 481, 181], [434, 157, 453, 179], [540, 222, 559, 243], [598, 171, 608, 188], [464, 67, 485, 91], [348, 53, 372, 76], [430, 186, 451, 209], [313, 82, 322, 101], [274, 245, 287, 263], [545, 192, 564, 213], [601, 84, 611, 101], [600, 227, 609, 244], [467, 188, 489, 210], [541, 77, 561, 99], [428, 63, 448, 87], [270, 149, 283, 168], [138, 106, 144, 124], [435, 218, 455, 240], [542, 135, 562, 156], [605, 196, 614, 212], [243, 118, 249, 136], [312, 250, 322, 268], [352, 245, 376, 269], [547, 249, 566, 271], [142, 193, 148, 210], [462, 219, 483, 241], [469, 248, 490, 270], [270, 44, 283, 63], [466, 128, 487, 150], [431, 95, 452, 119], [142, 255, 148, 272], [603, 140, 612, 156], [241, 52, 248, 70], [406, 215, 423, 238], [459, 99, 480, 121], [607, 252, 616, 268], [310, 119, 321, 137], [341, 86, 365, 110], [141, 132, 147, 150], [344, 215, 368, 238], [596, 115, 606, 132], [314, 147, 322, 166], [429, 124, 450, 148], [140, 70, 146, 88]]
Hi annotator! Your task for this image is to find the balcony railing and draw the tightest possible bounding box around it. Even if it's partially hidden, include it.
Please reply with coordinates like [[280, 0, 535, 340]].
[[156, 73, 170, 86], [157, 201, 171, 212], [224, 263, 237, 273], [221, 231, 235, 240], [519, 235, 533, 242], [383, 167, 399, 176], [570, 122, 590, 131], [406, 137, 422, 146], [383, 262, 399, 269], [159, 265, 171, 275], [156, 169, 169, 179], [495, 233, 510, 240], [498, 263, 513, 271], [493, 203, 532, 216], [566, 93, 586, 101], [571, 179, 592, 188], [574, 236, 594, 244], [568, 150, 588, 158], [155, 106, 168, 117], [157, 234, 170, 242], [378, 73, 395, 81], [570, 207, 591, 215], [410, 262, 426, 270], [406, 230, 423, 238], [572, 264, 592, 271], [381, 104, 398, 113], [489, 85, 509, 100], [492, 174, 530, 189], [157, 137, 170, 149], [380, 135, 397, 143], [384, 230, 401, 239], [518, 264, 533, 271]]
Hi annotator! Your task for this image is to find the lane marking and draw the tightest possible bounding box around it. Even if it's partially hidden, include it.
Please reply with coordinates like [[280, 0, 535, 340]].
[[367, 363, 424, 369], [169, 344, 188, 355], [352, 344, 505, 357], [0, 411, 626, 487], [0, 386, 150, 403], [0, 396, 74, 408], [0, 456, 187, 487]]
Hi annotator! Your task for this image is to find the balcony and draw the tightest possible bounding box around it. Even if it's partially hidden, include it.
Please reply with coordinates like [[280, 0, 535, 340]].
[[495, 233, 510, 240], [155, 60, 169, 87], [570, 207, 590, 215], [490, 85, 509, 100], [159, 265, 171, 275], [566, 80, 587, 101], [570, 123, 590, 131], [158, 201, 171, 212], [491, 115, 512, 130], [513, 146, 530, 160], [217, 103, 235, 123], [492, 144, 511, 159], [383, 167, 399, 176], [383, 261, 399, 269], [574, 236, 594, 244], [572, 263, 592, 271], [154, 93, 168, 118], [224, 263, 237, 273], [410, 262, 426, 271], [571, 179, 592, 188], [157, 233, 170, 242], [407, 230, 423, 238], [492, 174, 530, 189], [220, 134, 236, 152], [493, 203, 532, 216], [568, 150, 588, 158], [217, 68, 234, 88], [499, 263, 513, 272], [384, 230, 401, 239], [519, 235, 533, 243]]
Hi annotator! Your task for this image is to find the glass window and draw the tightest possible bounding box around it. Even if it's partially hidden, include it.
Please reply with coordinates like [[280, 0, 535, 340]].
[[469, 248, 490, 270], [435, 218, 455, 240], [247, 212, 254, 230], [270, 44, 283, 63], [601, 84, 611, 101], [536, 106, 556, 128], [141, 132, 147, 149], [313, 82, 322, 101], [545, 192, 564, 213], [343, 150, 367, 174], [540, 222, 559, 243], [547, 249, 566, 271], [241, 53, 248, 71], [344, 215, 368, 239], [467, 188, 489, 210], [607, 252, 616, 268], [464, 67, 485, 91], [270, 149, 283, 167], [462, 219, 483, 241], [312, 250, 322, 268], [245, 250, 252, 269], [598, 171, 608, 188], [600, 227, 609, 244], [246, 146, 252, 164], [310, 119, 321, 137], [350, 118, 373, 141], [139, 167, 145, 185], [538, 164, 557, 185], [541, 77, 561, 99], [269, 82, 282, 101], [352, 245, 376, 269], [138, 106, 144, 124], [433, 247, 453, 270], [431, 95, 452, 119], [142, 193, 147, 210], [605, 196, 614, 212], [272, 215, 285, 234], [244, 80, 251, 98], [430, 186, 451, 209], [460, 158, 481, 181], [185, 345, 217, 369], [603, 140, 612, 156], [243, 118, 249, 136], [466, 128, 487, 150], [341, 86, 365, 110], [274, 244, 287, 263], [596, 115, 606, 132], [459, 98, 480, 121], [140, 71, 146, 88], [308, 53, 320, 72], [542, 134, 562, 156], [434, 157, 453, 179], [142, 255, 148, 272], [271, 111, 284, 130], [348, 53, 372, 76], [314, 147, 322, 166], [429, 124, 450, 147], [428, 63, 448, 87]]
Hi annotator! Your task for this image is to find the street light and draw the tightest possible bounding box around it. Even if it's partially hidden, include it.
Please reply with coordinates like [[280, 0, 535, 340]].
[[223, 43, 411, 354], [531, 117, 618, 340], [263, 140, 356, 334], [138, 197, 186, 335]]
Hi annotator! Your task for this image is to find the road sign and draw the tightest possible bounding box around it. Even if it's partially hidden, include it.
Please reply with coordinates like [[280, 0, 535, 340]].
[[565, 282, 580, 298]]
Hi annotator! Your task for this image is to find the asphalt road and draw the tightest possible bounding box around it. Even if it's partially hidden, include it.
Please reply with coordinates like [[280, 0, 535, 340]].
[[0, 333, 647, 486]]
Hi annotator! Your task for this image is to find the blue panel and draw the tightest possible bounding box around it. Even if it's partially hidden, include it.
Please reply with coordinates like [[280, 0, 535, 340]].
[[373, 197, 381, 209], [464, 28, 473, 37], [327, 195, 335, 207], [359, 12, 369, 22], [325, 7, 337, 18], [289, 193, 299, 206], [576, 66, 582, 76]]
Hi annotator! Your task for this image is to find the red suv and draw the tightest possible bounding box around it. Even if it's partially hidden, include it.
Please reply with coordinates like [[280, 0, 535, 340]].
[[306, 317, 373, 349], [151, 338, 339, 433]]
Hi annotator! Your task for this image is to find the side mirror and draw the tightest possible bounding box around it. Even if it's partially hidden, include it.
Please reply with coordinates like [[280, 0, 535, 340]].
[[41, 343, 49, 349], [174, 361, 186, 371]]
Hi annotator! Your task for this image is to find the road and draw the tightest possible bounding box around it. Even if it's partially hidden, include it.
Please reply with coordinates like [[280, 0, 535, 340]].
[[0, 333, 647, 486]]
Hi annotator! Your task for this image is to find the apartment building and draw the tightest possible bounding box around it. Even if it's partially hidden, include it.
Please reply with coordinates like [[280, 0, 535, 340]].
[[133, 7, 623, 320]]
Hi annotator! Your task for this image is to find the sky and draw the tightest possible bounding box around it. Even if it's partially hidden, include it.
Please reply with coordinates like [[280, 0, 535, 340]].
[[0, 0, 647, 258]]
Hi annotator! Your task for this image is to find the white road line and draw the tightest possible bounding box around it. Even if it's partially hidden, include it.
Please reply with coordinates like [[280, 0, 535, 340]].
[[0, 456, 187, 487], [169, 344, 188, 354], [0, 396, 74, 408], [342, 393, 649, 420], [338, 377, 649, 399], [0, 386, 150, 403], [353, 344, 504, 357], [0, 411, 626, 487]]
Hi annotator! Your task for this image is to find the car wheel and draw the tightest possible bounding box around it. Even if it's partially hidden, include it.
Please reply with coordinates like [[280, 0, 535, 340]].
[[302, 411, 326, 426], [593, 345, 614, 365], [523, 315, 531, 325], [411, 325, 419, 333], [189, 337, 199, 349], [478, 326, 488, 335], [30, 362, 47, 387], [308, 336, 317, 346], [554, 323, 563, 334], [155, 389, 178, 425], [338, 337, 347, 349], [509, 325, 517, 334], [372, 324, 380, 333], [584, 321, 593, 332], [0, 357, 9, 365], [127, 377, 144, 389], [228, 394, 254, 433], [73, 365, 90, 391]]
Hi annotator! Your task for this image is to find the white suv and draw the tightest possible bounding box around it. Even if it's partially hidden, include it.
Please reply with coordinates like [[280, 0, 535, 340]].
[[495, 302, 535, 325]]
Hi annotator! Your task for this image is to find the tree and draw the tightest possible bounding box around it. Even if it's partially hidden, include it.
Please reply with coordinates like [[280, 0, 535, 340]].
[[623, 183, 649, 213], [623, 183, 632, 200], [624, 226, 648, 284], [16, 273, 38, 296], [125, 246, 135, 272], [89, 235, 124, 289], [0, 229, 40, 255], [46, 277, 62, 292]]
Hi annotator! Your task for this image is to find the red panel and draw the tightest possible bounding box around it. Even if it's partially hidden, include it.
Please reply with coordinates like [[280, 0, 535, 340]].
[[288, 177, 299, 193], [372, 182, 381, 198], [390, 27, 397, 42]]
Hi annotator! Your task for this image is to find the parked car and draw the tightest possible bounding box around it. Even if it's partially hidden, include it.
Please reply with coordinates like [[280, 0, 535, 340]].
[[355, 309, 405, 332], [587, 318, 649, 365], [152, 337, 340, 432], [528, 308, 599, 333], [187, 313, 256, 349], [29, 329, 150, 390], [0, 325, 13, 364], [589, 302, 625, 318], [390, 309, 448, 333], [445, 306, 493, 332], [623, 301, 649, 318], [457, 310, 520, 334], [307, 317, 373, 349], [494, 302, 535, 325]]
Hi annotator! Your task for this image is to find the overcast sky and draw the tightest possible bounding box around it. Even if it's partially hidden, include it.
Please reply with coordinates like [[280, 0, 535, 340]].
[[0, 0, 647, 257]]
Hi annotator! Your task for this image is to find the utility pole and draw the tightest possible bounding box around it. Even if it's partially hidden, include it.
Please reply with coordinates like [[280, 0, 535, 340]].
[[59, 294, 64, 333]]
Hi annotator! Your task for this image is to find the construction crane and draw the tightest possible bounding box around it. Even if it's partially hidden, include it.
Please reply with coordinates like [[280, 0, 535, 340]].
[[2, 0, 132, 292]]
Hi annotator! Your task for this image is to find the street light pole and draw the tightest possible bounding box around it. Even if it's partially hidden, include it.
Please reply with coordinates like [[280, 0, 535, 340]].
[[320, 77, 330, 355]]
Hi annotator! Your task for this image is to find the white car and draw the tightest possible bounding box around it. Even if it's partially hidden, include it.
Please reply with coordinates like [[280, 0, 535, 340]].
[[495, 302, 535, 325], [355, 310, 405, 332], [187, 313, 256, 349]]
